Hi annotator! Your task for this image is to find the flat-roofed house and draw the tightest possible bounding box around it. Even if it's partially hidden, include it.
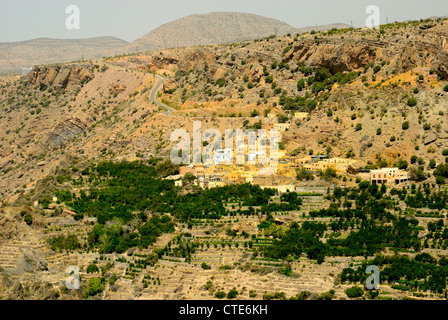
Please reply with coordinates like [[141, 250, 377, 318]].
[[370, 167, 409, 185]]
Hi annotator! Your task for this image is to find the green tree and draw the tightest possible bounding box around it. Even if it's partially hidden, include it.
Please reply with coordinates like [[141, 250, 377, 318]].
[[86, 264, 100, 274], [297, 78, 306, 91], [345, 286, 364, 298], [296, 167, 314, 181], [429, 159, 437, 169], [395, 159, 408, 170], [24, 214, 33, 226], [86, 278, 104, 297], [409, 166, 426, 181], [277, 114, 289, 123]]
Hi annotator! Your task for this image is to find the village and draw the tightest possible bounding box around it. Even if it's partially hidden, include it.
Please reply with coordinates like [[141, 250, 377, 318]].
[[169, 142, 410, 192]]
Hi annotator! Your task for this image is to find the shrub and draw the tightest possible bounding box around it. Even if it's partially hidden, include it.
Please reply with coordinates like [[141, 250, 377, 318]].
[[283, 46, 292, 54], [277, 114, 289, 123], [214, 291, 226, 299], [227, 289, 238, 299], [24, 214, 33, 226], [443, 85, 448, 92], [215, 77, 226, 87], [407, 97, 417, 107], [345, 286, 364, 298], [402, 121, 409, 130], [367, 290, 380, 299], [250, 109, 259, 117], [355, 123, 362, 131], [297, 78, 306, 91], [201, 262, 211, 270], [317, 290, 335, 300]]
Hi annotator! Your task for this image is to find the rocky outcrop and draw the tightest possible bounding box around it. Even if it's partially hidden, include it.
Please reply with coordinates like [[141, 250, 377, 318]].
[[15, 248, 48, 273], [46, 118, 86, 148], [26, 65, 94, 91], [295, 42, 381, 73], [163, 79, 177, 93], [424, 132, 437, 145]]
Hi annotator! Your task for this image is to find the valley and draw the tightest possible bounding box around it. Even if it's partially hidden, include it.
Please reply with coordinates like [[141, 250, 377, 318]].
[[1, 16, 448, 301]]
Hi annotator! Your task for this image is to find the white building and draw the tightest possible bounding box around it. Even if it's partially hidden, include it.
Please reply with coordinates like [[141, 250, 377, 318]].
[[370, 167, 409, 185]]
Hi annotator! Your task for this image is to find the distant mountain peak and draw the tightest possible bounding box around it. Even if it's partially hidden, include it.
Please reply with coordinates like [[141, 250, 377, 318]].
[[126, 11, 349, 53]]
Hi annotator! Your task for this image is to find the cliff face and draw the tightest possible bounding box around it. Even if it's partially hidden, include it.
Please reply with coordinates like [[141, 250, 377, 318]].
[[26, 65, 94, 91], [46, 118, 87, 149], [286, 40, 381, 73]]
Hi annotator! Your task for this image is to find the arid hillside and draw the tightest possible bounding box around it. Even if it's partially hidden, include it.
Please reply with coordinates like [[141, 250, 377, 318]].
[[120, 17, 448, 174], [1, 18, 448, 205]]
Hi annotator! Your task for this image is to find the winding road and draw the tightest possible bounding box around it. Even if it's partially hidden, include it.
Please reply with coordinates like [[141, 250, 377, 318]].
[[149, 75, 176, 115], [103, 61, 175, 115]]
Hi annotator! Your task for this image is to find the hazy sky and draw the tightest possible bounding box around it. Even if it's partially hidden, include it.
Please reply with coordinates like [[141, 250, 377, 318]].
[[1, 0, 447, 43]]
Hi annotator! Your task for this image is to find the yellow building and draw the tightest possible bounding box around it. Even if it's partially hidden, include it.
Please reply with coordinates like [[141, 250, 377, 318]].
[[293, 112, 309, 120]]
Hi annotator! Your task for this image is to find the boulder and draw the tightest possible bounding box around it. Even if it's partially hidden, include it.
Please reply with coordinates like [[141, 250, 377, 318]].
[[14, 248, 48, 274], [424, 132, 437, 145]]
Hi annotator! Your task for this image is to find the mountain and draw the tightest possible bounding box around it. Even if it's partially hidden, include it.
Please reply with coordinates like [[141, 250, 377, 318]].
[[0, 12, 349, 74], [126, 12, 349, 52], [0, 37, 129, 74]]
